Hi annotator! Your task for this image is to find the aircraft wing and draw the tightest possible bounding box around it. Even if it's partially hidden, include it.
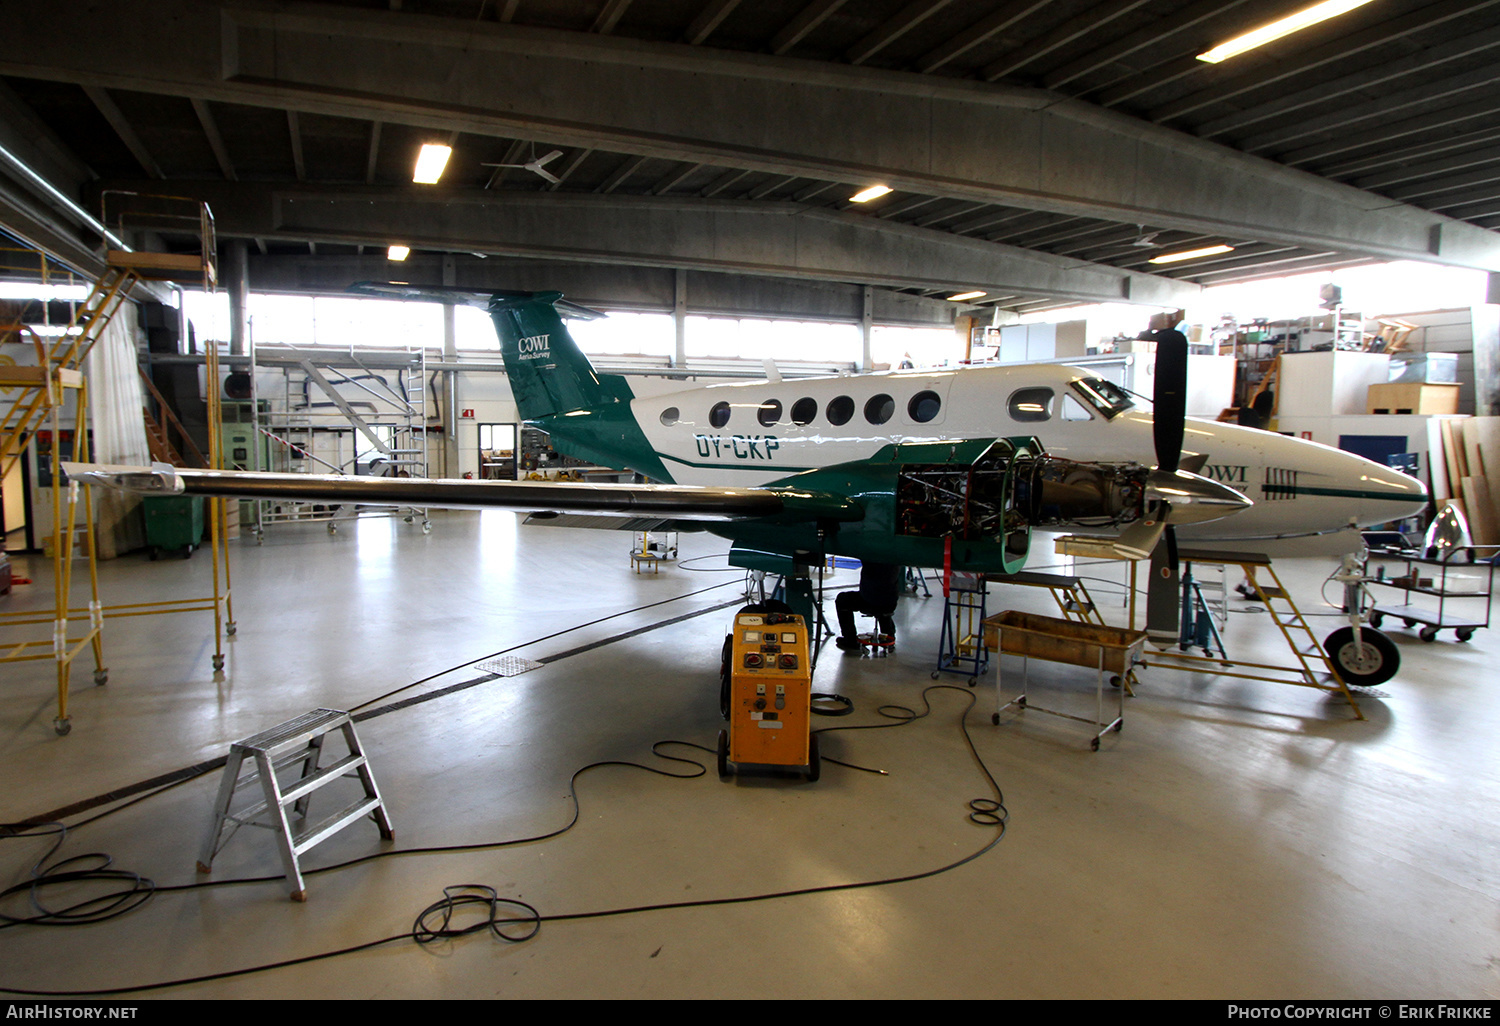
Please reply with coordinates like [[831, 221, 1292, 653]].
[[60, 463, 861, 523]]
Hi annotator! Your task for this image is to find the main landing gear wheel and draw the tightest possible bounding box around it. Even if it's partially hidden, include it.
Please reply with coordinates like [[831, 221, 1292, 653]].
[[1323, 626, 1400, 687]]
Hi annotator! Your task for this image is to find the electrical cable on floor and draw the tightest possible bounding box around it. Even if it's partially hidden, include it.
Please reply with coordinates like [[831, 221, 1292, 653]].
[[1, 578, 755, 836], [0, 687, 1007, 997], [0, 823, 155, 929], [349, 577, 749, 713]]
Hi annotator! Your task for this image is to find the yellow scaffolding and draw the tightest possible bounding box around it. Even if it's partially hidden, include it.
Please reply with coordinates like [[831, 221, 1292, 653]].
[[1, 196, 232, 734], [2, 252, 113, 734]]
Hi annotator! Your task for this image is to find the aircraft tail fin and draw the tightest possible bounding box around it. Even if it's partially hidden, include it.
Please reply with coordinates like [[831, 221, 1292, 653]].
[[487, 291, 630, 420], [347, 281, 626, 421]]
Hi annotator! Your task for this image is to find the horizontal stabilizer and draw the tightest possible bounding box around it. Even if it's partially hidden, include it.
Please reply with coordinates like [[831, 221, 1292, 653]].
[[346, 282, 606, 319]]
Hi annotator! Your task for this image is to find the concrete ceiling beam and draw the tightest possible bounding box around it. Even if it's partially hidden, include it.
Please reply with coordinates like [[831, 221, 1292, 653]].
[[5, 0, 1498, 271], [96, 178, 1198, 308]]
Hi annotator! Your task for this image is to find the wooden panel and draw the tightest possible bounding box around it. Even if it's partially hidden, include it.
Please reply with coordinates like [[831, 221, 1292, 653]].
[[1442, 417, 1469, 487], [1461, 476, 1498, 545], [0, 366, 45, 387], [1366, 383, 1461, 415]]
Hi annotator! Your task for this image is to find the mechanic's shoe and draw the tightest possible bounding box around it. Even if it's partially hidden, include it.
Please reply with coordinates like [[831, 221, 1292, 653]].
[[836, 636, 862, 655]]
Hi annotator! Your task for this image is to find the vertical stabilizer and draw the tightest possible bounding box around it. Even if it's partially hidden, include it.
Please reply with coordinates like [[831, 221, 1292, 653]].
[[489, 291, 631, 420], [346, 282, 666, 480]]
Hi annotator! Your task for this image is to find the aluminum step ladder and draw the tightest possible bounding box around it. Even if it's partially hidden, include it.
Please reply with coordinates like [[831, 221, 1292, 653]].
[[198, 709, 393, 901]]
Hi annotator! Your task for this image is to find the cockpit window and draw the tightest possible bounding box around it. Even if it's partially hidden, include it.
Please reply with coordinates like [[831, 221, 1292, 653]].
[[1069, 377, 1135, 421], [1008, 387, 1054, 422]]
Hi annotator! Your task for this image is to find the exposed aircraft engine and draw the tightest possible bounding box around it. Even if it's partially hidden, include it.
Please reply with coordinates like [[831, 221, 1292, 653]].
[[1016, 457, 1149, 528]]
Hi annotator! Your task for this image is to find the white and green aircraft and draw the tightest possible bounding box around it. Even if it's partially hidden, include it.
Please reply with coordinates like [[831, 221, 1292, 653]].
[[68, 285, 1425, 656]]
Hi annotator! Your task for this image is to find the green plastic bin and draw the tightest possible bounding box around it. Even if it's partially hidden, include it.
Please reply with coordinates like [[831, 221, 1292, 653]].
[[143, 495, 205, 560]]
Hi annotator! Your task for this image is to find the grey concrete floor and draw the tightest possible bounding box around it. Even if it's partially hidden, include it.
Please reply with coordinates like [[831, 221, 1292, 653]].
[[1, 511, 1498, 1000]]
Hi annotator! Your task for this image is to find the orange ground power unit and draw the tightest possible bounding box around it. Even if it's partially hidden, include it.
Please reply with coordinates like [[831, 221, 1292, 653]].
[[717, 610, 819, 782]]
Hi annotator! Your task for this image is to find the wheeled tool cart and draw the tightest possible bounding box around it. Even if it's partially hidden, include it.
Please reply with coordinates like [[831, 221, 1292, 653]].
[[1366, 545, 1497, 642]]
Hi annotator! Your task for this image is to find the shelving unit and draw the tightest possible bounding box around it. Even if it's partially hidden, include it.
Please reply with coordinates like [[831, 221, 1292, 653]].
[[1366, 545, 1496, 642]]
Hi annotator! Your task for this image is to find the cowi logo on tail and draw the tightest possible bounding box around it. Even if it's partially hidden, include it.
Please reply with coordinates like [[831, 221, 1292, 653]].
[[517, 334, 551, 360]]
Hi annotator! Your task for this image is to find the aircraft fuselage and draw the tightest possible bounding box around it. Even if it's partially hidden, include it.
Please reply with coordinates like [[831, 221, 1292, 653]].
[[629, 362, 1428, 543]]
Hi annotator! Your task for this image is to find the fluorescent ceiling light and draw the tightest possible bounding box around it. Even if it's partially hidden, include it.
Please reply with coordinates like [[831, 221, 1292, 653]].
[[1197, 0, 1377, 64], [1149, 245, 1234, 265], [412, 143, 452, 184], [946, 290, 987, 302], [850, 185, 893, 203], [387, 245, 411, 261], [0, 282, 92, 301]]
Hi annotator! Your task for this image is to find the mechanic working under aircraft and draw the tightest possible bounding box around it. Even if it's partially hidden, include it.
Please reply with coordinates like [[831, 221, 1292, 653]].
[[835, 562, 905, 654]]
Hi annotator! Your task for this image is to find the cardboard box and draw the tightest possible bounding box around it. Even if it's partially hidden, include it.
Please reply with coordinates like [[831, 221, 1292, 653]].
[[1367, 383, 1461, 415]]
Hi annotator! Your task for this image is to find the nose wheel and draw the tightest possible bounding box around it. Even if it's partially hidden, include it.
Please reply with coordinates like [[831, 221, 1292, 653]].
[[1324, 626, 1399, 687]]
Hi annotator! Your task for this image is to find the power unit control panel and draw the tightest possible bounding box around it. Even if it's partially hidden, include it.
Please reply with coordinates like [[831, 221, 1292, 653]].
[[727, 611, 812, 768]]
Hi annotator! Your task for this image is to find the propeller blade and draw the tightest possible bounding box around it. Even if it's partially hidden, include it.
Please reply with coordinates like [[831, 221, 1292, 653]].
[[1152, 323, 1188, 475], [1112, 516, 1166, 562], [1145, 521, 1181, 647]]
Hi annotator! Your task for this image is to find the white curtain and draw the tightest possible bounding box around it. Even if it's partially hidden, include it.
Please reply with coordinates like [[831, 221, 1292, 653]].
[[86, 311, 150, 557]]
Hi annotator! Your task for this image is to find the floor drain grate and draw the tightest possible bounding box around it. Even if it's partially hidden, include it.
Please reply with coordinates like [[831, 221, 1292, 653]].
[[476, 656, 544, 677]]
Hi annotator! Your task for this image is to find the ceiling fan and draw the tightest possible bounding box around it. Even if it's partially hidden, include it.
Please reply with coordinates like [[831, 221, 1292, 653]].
[[481, 146, 565, 185], [1130, 225, 1161, 248]]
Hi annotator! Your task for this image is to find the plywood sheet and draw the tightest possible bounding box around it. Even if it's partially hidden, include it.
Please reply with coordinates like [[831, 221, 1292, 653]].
[[1427, 418, 1451, 501], [1441, 418, 1468, 491], [1462, 420, 1487, 479], [1461, 476, 1498, 545]]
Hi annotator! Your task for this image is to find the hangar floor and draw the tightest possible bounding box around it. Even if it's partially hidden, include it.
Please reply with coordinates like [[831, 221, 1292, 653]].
[[1, 511, 1497, 1000]]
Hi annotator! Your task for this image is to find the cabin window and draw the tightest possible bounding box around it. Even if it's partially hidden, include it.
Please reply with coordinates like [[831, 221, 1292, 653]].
[[1061, 394, 1092, 421], [908, 390, 941, 423], [1070, 377, 1134, 420], [827, 395, 855, 426], [660, 407, 680, 426], [865, 394, 895, 425], [710, 401, 731, 428], [758, 399, 782, 427], [1009, 387, 1054, 422], [791, 397, 817, 425]]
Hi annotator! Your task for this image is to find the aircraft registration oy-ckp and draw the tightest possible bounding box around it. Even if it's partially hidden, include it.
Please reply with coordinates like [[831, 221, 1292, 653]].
[[67, 284, 1427, 646]]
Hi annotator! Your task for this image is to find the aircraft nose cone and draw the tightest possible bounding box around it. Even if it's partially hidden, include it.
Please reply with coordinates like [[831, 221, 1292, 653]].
[[1150, 468, 1254, 526], [1357, 465, 1429, 524]]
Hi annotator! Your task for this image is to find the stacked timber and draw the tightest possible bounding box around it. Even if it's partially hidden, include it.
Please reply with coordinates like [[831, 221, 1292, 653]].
[[1430, 417, 1500, 545]]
